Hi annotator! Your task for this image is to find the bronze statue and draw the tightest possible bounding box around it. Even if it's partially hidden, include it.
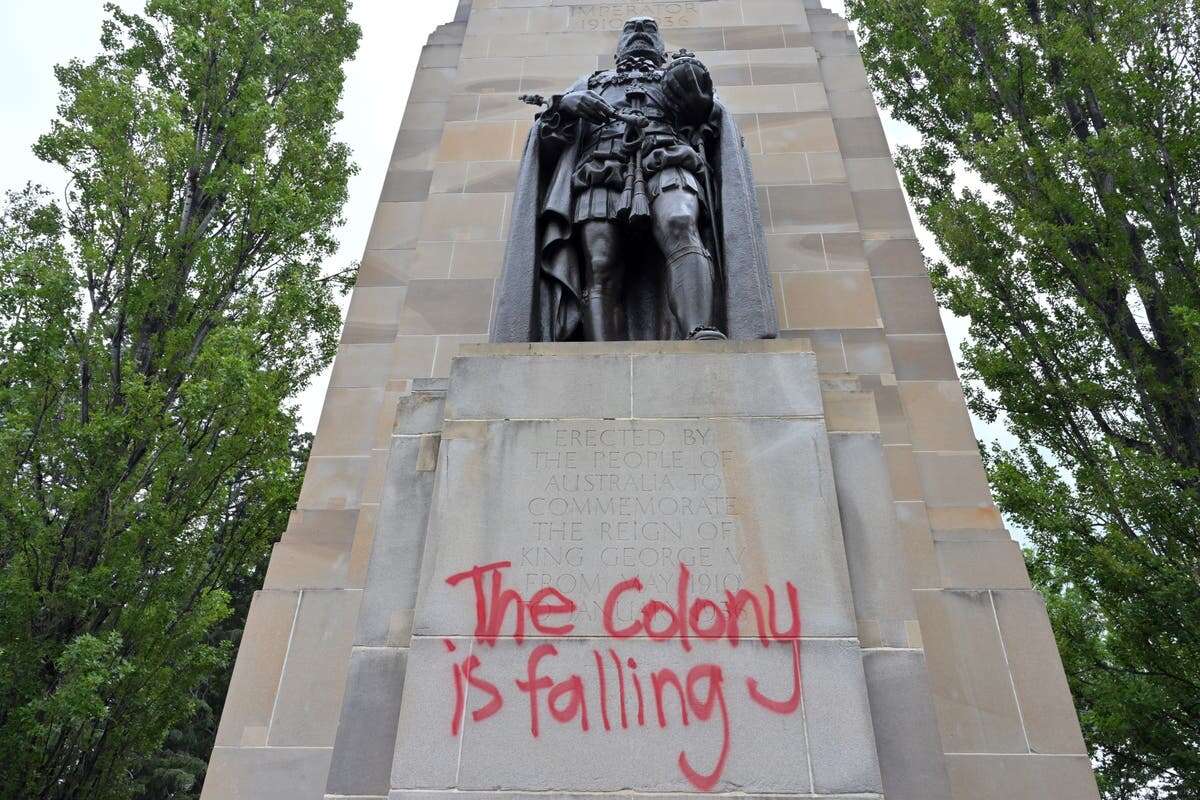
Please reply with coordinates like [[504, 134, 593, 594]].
[[492, 17, 778, 343]]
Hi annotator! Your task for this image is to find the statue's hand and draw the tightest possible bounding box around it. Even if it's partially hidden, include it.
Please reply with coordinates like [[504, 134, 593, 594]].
[[558, 90, 616, 124], [663, 56, 715, 125]]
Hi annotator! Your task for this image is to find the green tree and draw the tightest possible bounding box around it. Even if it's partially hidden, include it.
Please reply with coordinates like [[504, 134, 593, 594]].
[[127, 434, 308, 800], [844, 0, 1199, 796], [0, 0, 359, 797]]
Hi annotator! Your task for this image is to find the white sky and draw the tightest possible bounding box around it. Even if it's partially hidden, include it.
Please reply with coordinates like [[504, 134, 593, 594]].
[[0, 0, 460, 432], [0, 0, 1002, 452]]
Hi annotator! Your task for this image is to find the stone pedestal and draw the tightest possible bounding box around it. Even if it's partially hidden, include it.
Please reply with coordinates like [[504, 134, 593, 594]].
[[377, 341, 888, 796]]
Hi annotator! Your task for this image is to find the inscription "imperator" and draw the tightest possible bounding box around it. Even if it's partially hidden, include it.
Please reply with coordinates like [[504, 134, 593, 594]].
[[568, 3, 701, 31]]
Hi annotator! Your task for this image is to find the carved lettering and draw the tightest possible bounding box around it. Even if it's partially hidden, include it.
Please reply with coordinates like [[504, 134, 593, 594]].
[[568, 3, 702, 32]]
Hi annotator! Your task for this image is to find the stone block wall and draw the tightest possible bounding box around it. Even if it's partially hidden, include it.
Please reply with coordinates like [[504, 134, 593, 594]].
[[201, 2, 1100, 799]]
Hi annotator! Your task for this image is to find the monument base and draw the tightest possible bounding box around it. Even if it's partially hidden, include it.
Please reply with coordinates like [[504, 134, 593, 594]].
[[321, 340, 960, 798]]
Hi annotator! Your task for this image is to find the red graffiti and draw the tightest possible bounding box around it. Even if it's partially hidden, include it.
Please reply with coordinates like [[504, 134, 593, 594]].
[[446, 561, 578, 644], [747, 639, 802, 714], [601, 563, 801, 649], [510, 642, 731, 790], [442, 562, 803, 792], [680, 663, 730, 791], [447, 643, 504, 736]]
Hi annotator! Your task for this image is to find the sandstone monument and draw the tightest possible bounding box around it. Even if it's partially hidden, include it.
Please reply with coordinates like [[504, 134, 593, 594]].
[[201, 3, 1102, 799]]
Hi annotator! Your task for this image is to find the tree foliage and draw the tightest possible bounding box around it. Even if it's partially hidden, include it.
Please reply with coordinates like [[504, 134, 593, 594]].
[[845, 0, 1200, 796], [0, 1, 359, 797]]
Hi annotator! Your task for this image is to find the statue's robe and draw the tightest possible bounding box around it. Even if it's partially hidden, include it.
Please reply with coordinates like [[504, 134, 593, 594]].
[[491, 94, 779, 343]]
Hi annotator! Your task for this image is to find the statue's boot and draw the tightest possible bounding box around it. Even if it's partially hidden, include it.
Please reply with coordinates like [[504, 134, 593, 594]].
[[667, 245, 726, 340], [582, 285, 627, 342]]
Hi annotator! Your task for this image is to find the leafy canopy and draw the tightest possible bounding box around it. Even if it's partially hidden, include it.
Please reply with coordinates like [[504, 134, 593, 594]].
[[0, 1, 359, 798], [845, 0, 1200, 797]]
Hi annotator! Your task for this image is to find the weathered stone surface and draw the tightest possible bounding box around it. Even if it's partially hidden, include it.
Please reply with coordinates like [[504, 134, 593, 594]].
[[567, 1, 705, 32], [264, 516, 360, 591], [887, 334, 958, 380], [863, 650, 953, 800], [213, 591, 299, 748], [823, 390, 880, 433], [267, 589, 362, 747], [802, 638, 884, 794], [892, 500, 942, 591], [445, 352, 632, 419], [389, 636, 462, 790], [412, 416, 856, 639], [779, 271, 881, 329], [393, 390, 448, 435], [326, 648, 409, 797], [356, 431, 441, 648], [203, 747, 332, 800], [935, 538, 1032, 591], [914, 451, 996, 510], [873, 275, 943, 334], [829, 431, 917, 647], [898, 381, 979, 453], [944, 754, 1100, 800], [631, 350, 823, 418], [914, 589, 1028, 754], [392, 345, 878, 795], [992, 590, 1089, 755]]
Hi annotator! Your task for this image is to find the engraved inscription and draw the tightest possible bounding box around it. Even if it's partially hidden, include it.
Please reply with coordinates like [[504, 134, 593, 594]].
[[519, 423, 748, 626], [405, 414, 844, 793], [568, 2, 701, 31]]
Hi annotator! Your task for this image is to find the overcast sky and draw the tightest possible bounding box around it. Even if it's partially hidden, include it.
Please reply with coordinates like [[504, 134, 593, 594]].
[[0, 0, 461, 432], [0, 0, 996, 447]]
